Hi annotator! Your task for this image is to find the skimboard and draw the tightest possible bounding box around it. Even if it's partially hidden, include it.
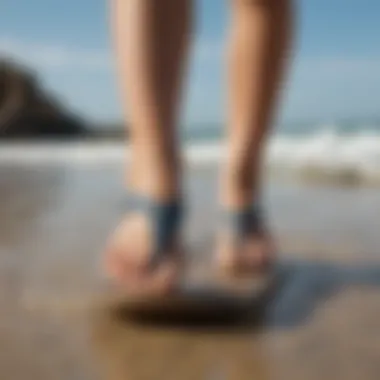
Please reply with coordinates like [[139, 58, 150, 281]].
[[106, 269, 276, 323]]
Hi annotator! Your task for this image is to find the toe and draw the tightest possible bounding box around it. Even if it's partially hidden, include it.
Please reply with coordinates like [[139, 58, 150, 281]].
[[121, 259, 179, 297], [143, 261, 179, 295], [105, 245, 132, 283], [244, 235, 274, 272]]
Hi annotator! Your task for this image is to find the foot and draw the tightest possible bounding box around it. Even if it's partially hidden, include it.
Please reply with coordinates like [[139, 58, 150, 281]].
[[104, 197, 184, 297], [215, 205, 275, 278]]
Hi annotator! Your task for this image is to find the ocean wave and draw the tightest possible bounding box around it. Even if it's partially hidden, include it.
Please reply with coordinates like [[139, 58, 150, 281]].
[[267, 129, 380, 183], [1, 129, 380, 185]]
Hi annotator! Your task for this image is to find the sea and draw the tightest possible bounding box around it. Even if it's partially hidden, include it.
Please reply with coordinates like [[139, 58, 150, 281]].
[[1, 121, 380, 185]]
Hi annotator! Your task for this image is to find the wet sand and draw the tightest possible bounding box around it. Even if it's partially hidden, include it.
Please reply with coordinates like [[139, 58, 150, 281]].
[[1, 162, 380, 380]]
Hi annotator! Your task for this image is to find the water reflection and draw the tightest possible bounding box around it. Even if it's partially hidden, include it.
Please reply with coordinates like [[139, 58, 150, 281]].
[[0, 165, 64, 245], [267, 260, 380, 328], [87, 259, 380, 380], [1, 164, 380, 380], [90, 306, 269, 380]]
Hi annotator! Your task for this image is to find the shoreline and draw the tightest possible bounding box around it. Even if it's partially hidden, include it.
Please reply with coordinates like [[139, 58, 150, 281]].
[[1, 140, 380, 187]]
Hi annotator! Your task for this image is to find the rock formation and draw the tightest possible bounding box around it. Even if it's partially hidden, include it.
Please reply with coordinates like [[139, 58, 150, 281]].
[[0, 58, 87, 139]]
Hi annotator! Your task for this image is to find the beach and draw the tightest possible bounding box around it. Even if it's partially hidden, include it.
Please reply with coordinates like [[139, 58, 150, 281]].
[[1, 143, 380, 380]]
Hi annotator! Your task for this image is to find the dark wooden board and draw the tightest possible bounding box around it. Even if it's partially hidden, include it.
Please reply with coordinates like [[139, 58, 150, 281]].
[[106, 271, 276, 323]]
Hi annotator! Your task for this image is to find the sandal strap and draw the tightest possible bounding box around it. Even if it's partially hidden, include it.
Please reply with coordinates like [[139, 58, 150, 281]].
[[220, 204, 263, 240], [126, 194, 183, 267]]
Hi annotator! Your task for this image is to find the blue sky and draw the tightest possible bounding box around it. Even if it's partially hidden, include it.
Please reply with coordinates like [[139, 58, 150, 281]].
[[1, 0, 380, 127]]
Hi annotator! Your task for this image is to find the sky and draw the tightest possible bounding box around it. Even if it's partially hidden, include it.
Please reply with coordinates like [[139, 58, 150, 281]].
[[1, 0, 380, 127]]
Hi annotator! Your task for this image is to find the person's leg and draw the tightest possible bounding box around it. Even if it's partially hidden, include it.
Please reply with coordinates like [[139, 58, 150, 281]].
[[217, 0, 293, 274], [105, 0, 193, 293]]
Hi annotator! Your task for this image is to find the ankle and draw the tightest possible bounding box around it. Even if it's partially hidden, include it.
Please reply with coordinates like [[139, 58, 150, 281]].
[[127, 148, 182, 201], [220, 144, 264, 207], [220, 164, 261, 209], [127, 176, 182, 203]]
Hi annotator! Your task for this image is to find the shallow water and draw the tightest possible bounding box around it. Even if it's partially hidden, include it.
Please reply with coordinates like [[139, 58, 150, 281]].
[[1, 164, 380, 380]]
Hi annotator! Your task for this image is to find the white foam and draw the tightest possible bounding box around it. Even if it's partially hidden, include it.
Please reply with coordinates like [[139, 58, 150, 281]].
[[1, 129, 380, 182], [0, 141, 223, 165], [267, 129, 380, 178]]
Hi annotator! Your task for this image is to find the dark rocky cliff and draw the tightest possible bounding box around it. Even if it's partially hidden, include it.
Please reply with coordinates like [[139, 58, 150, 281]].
[[0, 59, 88, 139]]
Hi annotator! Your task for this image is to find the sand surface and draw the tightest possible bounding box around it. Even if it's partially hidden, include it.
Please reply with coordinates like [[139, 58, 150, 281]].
[[1, 163, 380, 380]]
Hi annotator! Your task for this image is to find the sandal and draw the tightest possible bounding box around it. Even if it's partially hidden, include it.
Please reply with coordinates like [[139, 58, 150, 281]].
[[124, 194, 184, 269]]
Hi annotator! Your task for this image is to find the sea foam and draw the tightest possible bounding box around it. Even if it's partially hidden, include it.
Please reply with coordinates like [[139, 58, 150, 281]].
[[1, 128, 380, 185]]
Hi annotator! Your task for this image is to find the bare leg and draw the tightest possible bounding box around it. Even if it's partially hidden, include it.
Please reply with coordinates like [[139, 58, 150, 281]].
[[105, 0, 192, 293], [217, 0, 293, 274]]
